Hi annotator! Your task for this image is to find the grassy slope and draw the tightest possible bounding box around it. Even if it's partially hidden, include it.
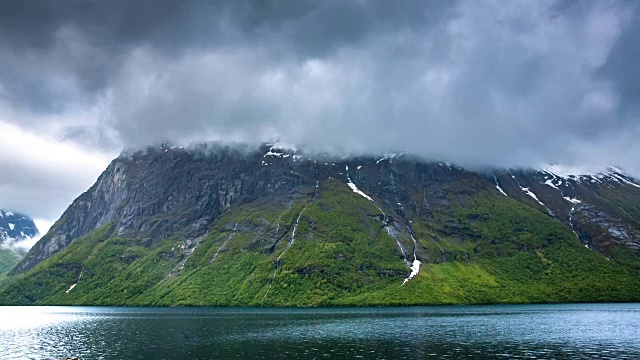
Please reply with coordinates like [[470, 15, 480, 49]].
[[1, 179, 639, 306], [0, 248, 21, 276]]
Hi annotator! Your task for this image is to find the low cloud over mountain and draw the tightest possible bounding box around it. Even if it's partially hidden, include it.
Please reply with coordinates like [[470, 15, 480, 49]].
[[1, 0, 640, 222]]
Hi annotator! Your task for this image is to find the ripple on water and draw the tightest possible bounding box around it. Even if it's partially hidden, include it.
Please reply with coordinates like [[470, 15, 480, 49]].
[[1, 304, 640, 359]]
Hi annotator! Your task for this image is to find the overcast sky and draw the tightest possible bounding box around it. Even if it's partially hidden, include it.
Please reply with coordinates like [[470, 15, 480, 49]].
[[1, 0, 640, 228]]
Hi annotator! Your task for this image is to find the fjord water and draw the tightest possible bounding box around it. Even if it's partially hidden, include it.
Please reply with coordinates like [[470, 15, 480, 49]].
[[1, 304, 639, 359]]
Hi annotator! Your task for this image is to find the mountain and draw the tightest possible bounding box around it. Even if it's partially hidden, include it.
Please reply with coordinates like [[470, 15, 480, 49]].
[[0, 210, 38, 275], [1, 143, 639, 305]]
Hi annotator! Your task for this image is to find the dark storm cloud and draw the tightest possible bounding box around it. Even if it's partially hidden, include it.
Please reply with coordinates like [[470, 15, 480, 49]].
[[598, 2, 640, 117], [1, 0, 640, 223], [0, 0, 455, 113]]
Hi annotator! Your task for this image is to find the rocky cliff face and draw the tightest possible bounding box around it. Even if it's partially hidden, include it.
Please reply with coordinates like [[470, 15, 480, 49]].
[[494, 167, 640, 258], [3, 143, 640, 305], [12, 143, 313, 274]]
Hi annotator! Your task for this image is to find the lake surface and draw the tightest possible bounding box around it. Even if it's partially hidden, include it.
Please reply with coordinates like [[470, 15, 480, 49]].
[[1, 303, 639, 359]]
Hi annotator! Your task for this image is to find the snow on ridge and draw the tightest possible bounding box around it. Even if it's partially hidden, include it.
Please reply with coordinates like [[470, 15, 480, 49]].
[[542, 164, 609, 179], [609, 171, 640, 189], [542, 171, 563, 190], [267, 142, 298, 152], [264, 150, 290, 158], [544, 179, 560, 190], [541, 165, 640, 186], [376, 153, 400, 164], [263, 143, 297, 159]]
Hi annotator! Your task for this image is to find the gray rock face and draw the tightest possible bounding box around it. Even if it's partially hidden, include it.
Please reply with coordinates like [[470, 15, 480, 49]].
[[12, 143, 313, 274], [495, 168, 640, 257], [11, 143, 640, 274]]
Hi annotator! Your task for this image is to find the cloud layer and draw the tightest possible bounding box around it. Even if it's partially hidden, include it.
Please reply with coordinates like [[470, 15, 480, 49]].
[[0, 122, 112, 219], [1, 0, 640, 221]]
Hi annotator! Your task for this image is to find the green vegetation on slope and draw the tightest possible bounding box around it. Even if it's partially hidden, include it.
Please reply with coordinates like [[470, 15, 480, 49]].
[[0, 248, 21, 276], [1, 181, 639, 306]]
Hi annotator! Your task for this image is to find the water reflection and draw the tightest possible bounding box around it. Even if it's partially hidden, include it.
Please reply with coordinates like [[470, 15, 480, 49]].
[[0, 304, 639, 359]]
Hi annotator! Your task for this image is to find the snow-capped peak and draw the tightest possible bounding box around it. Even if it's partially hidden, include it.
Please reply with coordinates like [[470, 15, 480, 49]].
[[540, 165, 640, 187], [541, 164, 612, 179], [263, 143, 297, 159], [266, 142, 298, 152], [0, 209, 39, 245]]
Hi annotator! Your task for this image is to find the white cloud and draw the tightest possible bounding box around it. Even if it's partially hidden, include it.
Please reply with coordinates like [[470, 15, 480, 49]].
[[0, 120, 113, 221]]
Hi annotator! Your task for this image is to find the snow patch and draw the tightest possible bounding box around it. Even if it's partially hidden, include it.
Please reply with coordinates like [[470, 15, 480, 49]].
[[521, 187, 545, 207], [542, 165, 640, 188], [544, 179, 560, 190], [264, 150, 290, 158], [376, 153, 399, 164], [494, 176, 507, 196], [267, 142, 298, 152], [563, 197, 582, 204], [264, 143, 296, 159], [65, 271, 83, 294], [402, 260, 422, 285], [542, 165, 607, 179], [347, 178, 374, 202], [8, 223, 14, 231], [610, 173, 640, 189]]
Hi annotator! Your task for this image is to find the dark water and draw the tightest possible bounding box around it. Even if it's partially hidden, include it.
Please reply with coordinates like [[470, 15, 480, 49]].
[[1, 304, 639, 359]]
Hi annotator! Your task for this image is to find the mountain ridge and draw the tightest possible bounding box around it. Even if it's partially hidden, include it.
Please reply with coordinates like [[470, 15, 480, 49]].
[[2, 143, 639, 305]]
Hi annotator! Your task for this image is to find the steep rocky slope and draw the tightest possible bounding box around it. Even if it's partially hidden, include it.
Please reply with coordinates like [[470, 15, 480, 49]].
[[1, 143, 639, 305]]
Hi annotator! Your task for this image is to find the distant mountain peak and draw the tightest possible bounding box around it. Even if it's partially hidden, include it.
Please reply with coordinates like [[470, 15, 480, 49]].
[[0, 209, 39, 243]]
